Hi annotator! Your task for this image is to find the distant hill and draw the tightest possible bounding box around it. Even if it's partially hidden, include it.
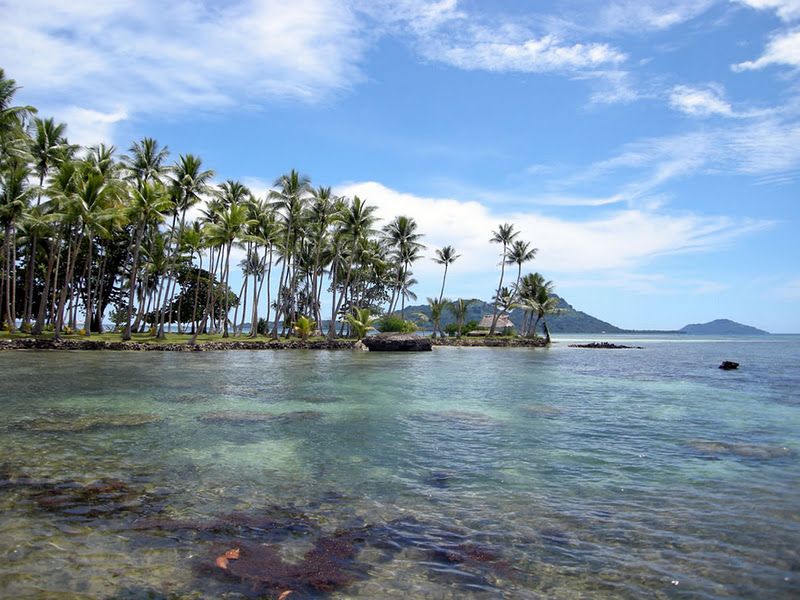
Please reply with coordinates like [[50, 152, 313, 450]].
[[395, 296, 623, 334], [678, 319, 769, 335]]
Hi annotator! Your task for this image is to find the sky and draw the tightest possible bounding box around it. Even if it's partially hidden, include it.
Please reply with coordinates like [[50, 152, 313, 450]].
[[2, 0, 800, 332]]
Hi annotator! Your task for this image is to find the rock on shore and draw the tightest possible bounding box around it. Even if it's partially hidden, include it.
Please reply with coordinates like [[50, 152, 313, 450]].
[[361, 334, 432, 352]]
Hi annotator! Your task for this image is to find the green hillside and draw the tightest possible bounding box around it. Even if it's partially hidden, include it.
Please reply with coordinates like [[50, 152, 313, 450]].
[[396, 296, 623, 334]]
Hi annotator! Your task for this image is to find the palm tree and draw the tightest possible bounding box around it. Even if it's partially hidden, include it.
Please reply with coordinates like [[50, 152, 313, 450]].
[[206, 200, 252, 337], [427, 296, 449, 338], [447, 298, 474, 338], [344, 306, 376, 339], [158, 153, 214, 336], [384, 215, 424, 313], [329, 195, 377, 339], [22, 117, 68, 326], [269, 169, 311, 338], [125, 137, 169, 185], [0, 69, 36, 164], [72, 170, 121, 335], [122, 182, 171, 340], [507, 240, 537, 288], [308, 185, 336, 326], [0, 162, 35, 330], [293, 315, 316, 340], [179, 221, 205, 334], [532, 277, 560, 343], [489, 223, 519, 335], [433, 245, 460, 304]]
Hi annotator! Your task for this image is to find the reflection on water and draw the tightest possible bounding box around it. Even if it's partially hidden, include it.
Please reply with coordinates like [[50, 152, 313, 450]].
[[1, 337, 799, 598]]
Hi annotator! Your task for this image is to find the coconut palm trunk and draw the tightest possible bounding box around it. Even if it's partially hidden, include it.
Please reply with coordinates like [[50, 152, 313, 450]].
[[122, 225, 145, 340]]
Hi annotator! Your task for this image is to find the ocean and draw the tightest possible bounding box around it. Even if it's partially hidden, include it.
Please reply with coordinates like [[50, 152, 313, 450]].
[[1, 334, 798, 598]]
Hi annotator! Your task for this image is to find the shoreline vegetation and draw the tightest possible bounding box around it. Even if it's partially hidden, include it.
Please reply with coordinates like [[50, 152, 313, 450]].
[[0, 69, 561, 347], [0, 332, 549, 351]]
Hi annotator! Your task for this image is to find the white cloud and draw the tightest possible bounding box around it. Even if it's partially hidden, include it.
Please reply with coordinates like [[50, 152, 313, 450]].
[[2, 0, 365, 141], [56, 107, 128, 147], [356, 1, 627, 74], [592, 1, 718, 32], [669, 84, 734, 116], [733, 28, 800, 70], [735, 0, 800, 21], [427, 34, 626, 73], [334, 181, 771, 282]]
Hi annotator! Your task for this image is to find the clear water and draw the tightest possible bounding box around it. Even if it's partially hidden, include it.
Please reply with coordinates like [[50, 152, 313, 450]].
[[1, 335, 798, 599]]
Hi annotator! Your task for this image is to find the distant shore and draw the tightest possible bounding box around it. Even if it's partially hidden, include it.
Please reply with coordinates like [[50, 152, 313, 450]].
[[0, 334, 550, 352]]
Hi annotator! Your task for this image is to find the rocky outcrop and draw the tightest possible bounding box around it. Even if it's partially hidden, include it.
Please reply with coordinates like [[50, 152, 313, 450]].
[[432, 337, 547, 347], [719, 361, 739, 370], [362, 333, 432, 352]]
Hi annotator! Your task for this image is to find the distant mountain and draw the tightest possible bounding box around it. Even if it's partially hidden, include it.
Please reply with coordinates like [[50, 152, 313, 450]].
[[396, 296, 623, 334], [678, 319, 769, 335]]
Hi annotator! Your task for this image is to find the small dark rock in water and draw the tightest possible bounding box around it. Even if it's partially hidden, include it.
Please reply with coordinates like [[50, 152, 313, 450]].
[[569, 342, 643, 349], [424, 470, 455, 488], [362, 333, 432, 352], [719, 361, 740, 370]]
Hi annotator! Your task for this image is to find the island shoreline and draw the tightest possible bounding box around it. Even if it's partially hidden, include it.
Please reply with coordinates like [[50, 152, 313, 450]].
[[0, 336, 550, 352]]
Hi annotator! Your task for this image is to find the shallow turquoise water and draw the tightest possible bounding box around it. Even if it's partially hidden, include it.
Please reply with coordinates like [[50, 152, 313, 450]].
[[1, 336, 798, 598]]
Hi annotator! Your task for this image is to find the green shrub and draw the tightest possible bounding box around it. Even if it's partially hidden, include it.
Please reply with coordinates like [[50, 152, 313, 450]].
[[20, 322, 32, 334], [256, 318, 270, 335], [376, 315, 417, 333], [444, 320, 479, 337]]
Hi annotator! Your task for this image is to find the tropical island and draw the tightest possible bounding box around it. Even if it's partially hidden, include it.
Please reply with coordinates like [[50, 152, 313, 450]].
[[0, 69, 564, 351]]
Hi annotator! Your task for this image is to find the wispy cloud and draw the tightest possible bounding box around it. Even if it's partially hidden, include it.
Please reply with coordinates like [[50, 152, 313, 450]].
[[423, 33, 626, 73], [669, 84, 734, 116], [733, 28, 800, 70], [559, 272, 729, 295], [589, 0, 719, 33], [564, 116, 800, 193], [3, 0, 365, 140], [357, 1, 627, 74]]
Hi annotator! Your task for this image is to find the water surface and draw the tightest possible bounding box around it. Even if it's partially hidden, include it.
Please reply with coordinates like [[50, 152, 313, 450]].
[[1, 335, 798, 598]]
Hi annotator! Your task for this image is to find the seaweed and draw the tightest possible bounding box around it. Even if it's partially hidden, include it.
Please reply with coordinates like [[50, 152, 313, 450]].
[[30, 477, 162, 518], [200, 533, 367, 596]]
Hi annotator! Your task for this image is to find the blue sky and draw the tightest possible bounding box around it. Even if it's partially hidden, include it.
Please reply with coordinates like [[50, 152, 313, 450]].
[[3, 0, 799, 331]]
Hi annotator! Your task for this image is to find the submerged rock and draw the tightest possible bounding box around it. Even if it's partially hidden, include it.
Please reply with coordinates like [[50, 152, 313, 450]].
[[688, 440, 795, 459], [7, 475, 168, 518], [519, 403, 562, 417], [424, 470, 456, 488], [362, 334, 432, 352], [198, 411, 323, 426], [16, 413, 162, 433]]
